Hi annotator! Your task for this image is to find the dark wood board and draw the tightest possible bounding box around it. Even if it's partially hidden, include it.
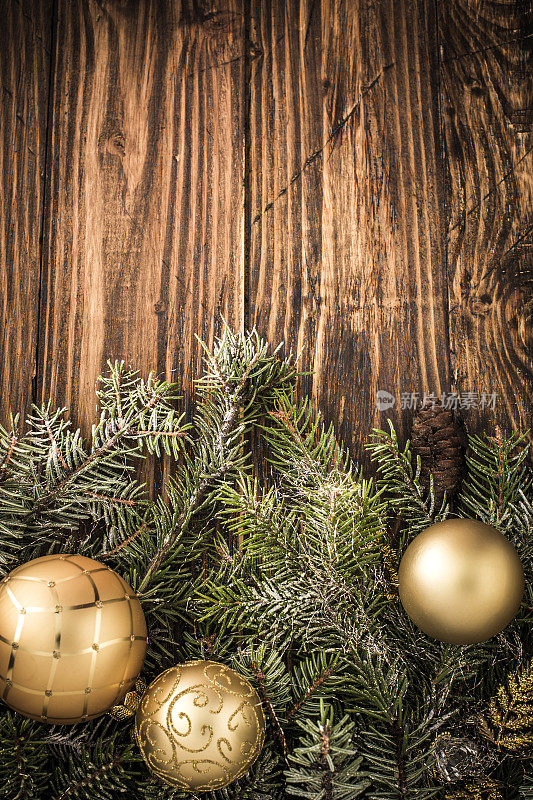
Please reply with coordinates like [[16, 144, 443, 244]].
[[439, 0, 533, 437], [36, 0, 245, 447], [1, 0, 532, 480], [0, 0, 53, 428], [247, 0, 451, 463]]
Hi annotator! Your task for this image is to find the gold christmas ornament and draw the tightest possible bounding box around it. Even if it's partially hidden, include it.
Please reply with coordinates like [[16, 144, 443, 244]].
[[135, 660, 266, 791], [0, 554, 147, 723], [398, 519, 524, 644]]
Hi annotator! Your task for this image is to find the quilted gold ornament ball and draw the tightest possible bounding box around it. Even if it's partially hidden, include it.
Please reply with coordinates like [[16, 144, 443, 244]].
[[135, 660, 266, 791], [0, 554, 147, 723], [398, 519, 524, 644]]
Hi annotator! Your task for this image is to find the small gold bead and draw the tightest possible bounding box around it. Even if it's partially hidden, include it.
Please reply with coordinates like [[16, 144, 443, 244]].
[[48, 580, 56, 587]]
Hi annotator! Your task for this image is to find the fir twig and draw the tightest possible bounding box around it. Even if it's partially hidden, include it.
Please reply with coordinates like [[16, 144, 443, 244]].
[[101, 525, 147, 558], [391, 719, 407, 797], [54, 756, 124, 800], [137, 329, 296, 593], [319, 721, 333, 800], [28, 387, 167, 518], [287, 663, 336, 721], [0, 433, 19, 482], [251, 660, 290, 764], [43, 408, 69, 471]]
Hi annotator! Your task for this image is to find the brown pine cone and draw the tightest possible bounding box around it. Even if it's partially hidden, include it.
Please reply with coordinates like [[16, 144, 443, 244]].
[[410, 397, 464, 501]]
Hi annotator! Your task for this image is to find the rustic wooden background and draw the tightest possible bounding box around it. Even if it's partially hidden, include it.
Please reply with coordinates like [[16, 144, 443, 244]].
[[1, 0, 531, 474]]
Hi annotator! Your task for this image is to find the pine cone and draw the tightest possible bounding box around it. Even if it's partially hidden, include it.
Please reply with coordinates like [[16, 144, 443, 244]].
[[410, 397, 464, 501]]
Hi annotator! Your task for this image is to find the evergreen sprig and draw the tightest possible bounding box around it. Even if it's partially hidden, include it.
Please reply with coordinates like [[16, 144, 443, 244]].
[[0, 714, 48, 799], [285, 702, 368, 799], [0, 362, 188, 571], [366, 420, 450, 537], [0, 326, 531, 800]]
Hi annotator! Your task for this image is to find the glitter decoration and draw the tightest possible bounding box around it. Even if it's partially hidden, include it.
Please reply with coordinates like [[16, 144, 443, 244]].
[[135, 660, 266, 790]]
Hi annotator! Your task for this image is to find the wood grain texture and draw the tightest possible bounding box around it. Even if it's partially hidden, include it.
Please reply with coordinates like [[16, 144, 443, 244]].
[[248, 0, 450, 462], [37, 0, 244, 437], [440, 0, 533, 435], [0, 0, 52, 427], [2, 0, 531, 480]]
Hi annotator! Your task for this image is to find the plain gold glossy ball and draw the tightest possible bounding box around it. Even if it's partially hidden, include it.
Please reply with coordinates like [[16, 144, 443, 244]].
[[398, 519, 524, 644], [0, 554, 147, 723], [135, 660, 266, 791]]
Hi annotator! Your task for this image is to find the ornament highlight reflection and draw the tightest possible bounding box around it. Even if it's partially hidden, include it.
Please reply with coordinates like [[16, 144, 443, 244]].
[[398, 519, 524, 644]]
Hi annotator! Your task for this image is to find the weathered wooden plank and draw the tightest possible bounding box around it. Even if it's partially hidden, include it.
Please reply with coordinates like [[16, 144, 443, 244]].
[[0, 0, 52, 427], [37, 0, 244, 443], [248, 0, 450, 461], [440, 0, 532, 436]]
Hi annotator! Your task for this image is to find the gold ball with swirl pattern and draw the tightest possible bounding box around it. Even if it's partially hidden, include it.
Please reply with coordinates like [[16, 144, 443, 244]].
[[135, 660, 266, 790]]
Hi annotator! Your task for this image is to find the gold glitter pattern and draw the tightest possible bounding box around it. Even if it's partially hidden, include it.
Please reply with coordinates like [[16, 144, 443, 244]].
[[0, 554, 147, 723], [109, 677, 147, 720], [445, 779, 505, 800], [135, 660, 266, 791], [478, 659, 533, 751]]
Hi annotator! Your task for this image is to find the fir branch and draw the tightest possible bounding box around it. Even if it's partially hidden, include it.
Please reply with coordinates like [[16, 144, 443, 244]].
[[81, 492, 137, 506], [101, 525, 147, 558], [0, 432, 19, 482], [458, 428, 531, 530], [251, 660, 290, 764], [43, 408, 69, 471], [54, 756, 124, 800], [28, 386, 167, 518], [137, 328, 297, 593], [366, 421, 447, 534], [288, 663, 337, 721], [491, 426, 506, 514], [0, 715, 48, 800], [137, 460, 232, 591], [390, 718, 407, 797], [51, 736, 139, 800], [319, 721, 333, 800], [285, 703, 367, 799], [130, 429, 187, 438]]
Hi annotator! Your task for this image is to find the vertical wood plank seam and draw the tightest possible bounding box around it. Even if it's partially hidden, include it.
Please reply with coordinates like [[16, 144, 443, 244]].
[[243, 0, 252, 333], [32, 0, 58, 413], [433, 0, 454, 393]]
